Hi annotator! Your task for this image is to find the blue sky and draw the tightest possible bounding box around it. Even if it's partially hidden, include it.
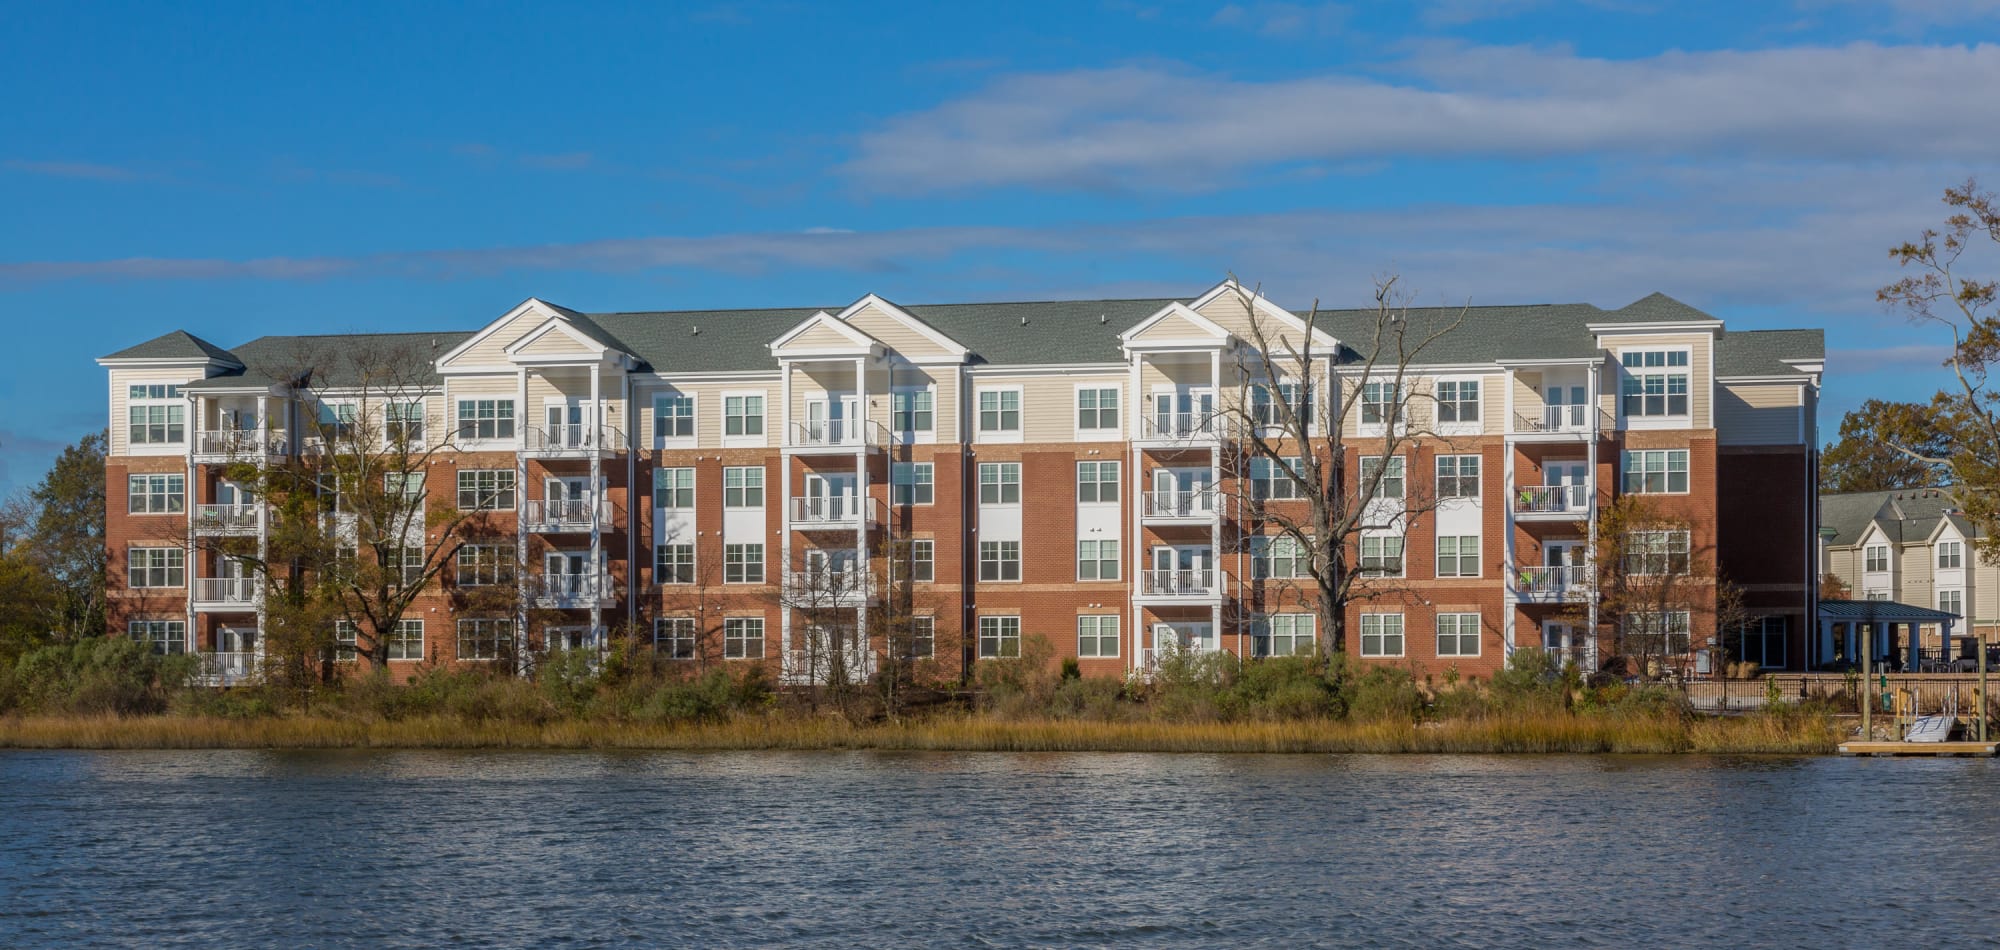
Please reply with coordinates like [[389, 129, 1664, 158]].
[[5, 0, 1999, 492]]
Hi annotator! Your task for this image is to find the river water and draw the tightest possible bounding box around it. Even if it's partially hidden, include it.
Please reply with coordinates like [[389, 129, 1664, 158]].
[[0, 750, 1993, 948]]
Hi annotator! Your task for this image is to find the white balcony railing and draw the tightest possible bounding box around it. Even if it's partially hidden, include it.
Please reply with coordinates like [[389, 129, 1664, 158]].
[[1142, 489, 1220, 520], [199, 651, 260, 687], [1512, 484, 1592, 516], [783, 570, 871, 601], [193, 577, 261, 606], [192, 503, 260, 533], [530, 573, 616, 608], [1514, 406, 1609, 435], [789, 495, 874, 527], [521, 499, 605, 532], [787, 419, 885, 450], [1140, 413, 1229, 442], [1514, 564, 1592, 601], [1139, 569, 1217, 597], [194, 429, 286, 458], [521, 424, 625, 456]]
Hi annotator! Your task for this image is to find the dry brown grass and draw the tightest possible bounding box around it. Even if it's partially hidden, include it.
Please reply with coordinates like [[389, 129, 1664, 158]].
[[0, 711, 1844, 754]]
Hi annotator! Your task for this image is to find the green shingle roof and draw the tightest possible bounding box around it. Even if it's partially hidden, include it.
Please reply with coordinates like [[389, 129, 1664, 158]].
[[1819, 488, 1972, 547], [181, 331, 474, 391], [100, 330, 241, 365], [1716, 329, 1825, 377]]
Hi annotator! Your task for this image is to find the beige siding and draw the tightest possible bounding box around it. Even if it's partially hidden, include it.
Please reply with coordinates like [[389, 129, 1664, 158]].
[[441, 310, 547, 369], [1192, 292, 1315, 353], [1716, 382, 1804, 446], [1513, 371, 1543, 432], [1606, 333, 1713, 428], [845, 303, 958, 360], [515, 326, 599, 358], [862, 365, 957, 442], [777, 323, 865, 353], [1482, 373, 1507, 435], [638, 380, 773, 447], [1976, 558, 1999, 623], [1130, 310, 1216, 344], [1899, 543, 1935, 605], [108, 368, 208, 456], [525, 369, 631, 441], [1022, 373, 1124, 442], [788, 364, 858, 424], [1139, 355, 1213, 393]]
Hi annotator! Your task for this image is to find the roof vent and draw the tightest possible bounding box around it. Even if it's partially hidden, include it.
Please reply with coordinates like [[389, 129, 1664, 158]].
[[1020, 316, 1029, 327], [1099, 313, 1107, 325], [692, 325, 700, 336]]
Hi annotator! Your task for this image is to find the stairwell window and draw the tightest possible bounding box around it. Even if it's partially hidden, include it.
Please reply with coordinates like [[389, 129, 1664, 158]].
[[1077, 539, 1120, 581], [724, 544, 764, 584], [723, 394, 764, 437], [1624, 530, 1690, 575], [654, 393, 694, 441], [723, 467, 764, 508], [129, 620, 186, 655], [127, 385, 185, 446], [977, 389, 1021, 436], [1254, 614, 1315, 657], [1360, 613, 1405, 657], [1436, 456, 1480, 499], [1436, 613, 1481, 658], [456, 545, 513, 586], [892, 462, 934, 505], [655, 544, 694, 584], [656, 617, 697, 659], [316, 402, 356, 442], [1436, 536, 1480, 577], [979, 541, 1021, 581], [1939, 541, 1963, 569], [1251, 457, 1305, 501], [1360, 456, 1405, 500], [457, 470, 516, 511], [1864, 545, 1889, 572], [892, 388, 934, 434], [387, 620, 424, 661], [1621, 450, 1689, 494], [978, 462, 1020, 505], [979, 616, 1021, 658], [1941, 589, 1964, 618], [655, 467, 694, 509], [908, 539, 934, 582], [456, 619, 511, 661], [1252, 535, 1308, 579], [1077, 387, 1119, 432], [128, 474, 184, 514], [1077, 461, 1119, 503], [1077, 615, 1119, 658], [1619, 350, 1690, 417], [456, 399, 515, 440], [1360, 534, 1404, 577], [129, 547, 184, 588], [724, 618, 764, 659]]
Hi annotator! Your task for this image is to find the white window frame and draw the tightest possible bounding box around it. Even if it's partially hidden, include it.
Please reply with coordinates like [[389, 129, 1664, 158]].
[[456, 469, 516, 511], [978, 462, 1021, 506], [1360, 613, 1405, 658], [975, 386, 1023, 443], [383, 400, 426, 447], [1077, 539, 1120, 581], [653, 391, 696, 447], [1621, 449, 1690, 494], [656, 617, 698, 659], [129, 619, 187, 655], [1254, 613, 1316, 657], [655, 543, 695, 584], [1357, 380, 1403, 436], [455, 544, 514, 586], [979, 540, 1021, 582], [1436, 455, 1480, 500], [1360, 455, 1406, 501], [1360, 533, 1405, 577], [1252, 534, 1309, 580], [1436, 612, 1481, 658], [1250, 456, 1305, 501], [127, 473, 185, 514], [721, 390, 767, 447], [1074, 384, 1121, 440], [905, 616, 936, 659], [1618, 347, 1693, 422], [1624, 610, 1692, 654], [1624, 529, 1691, 576], [724, 543, 765, 584], [1939, 541, 1964, 570], [908, 539, 935, 582], [1436, 535, 1480, 578], [1077, 615, 1120, 658], [723, 466, 764, 509], [456, 618, 511, 662], [1433, 376, 1482, 436], [655, 467, 695, 510], [126, 384, 186, 450], [892, 462, 934, 506], [128, 546, 185, 588], [1940, 588, 1964, 617], [979, 615, 1022, 659], [1077, 460, 1119, 505], [454, 397, 516, 443], [1864, 545, 1889, 573], [724, 617, 765, 659], [387, 619, 424, 661], [891, 385, 937, 443]]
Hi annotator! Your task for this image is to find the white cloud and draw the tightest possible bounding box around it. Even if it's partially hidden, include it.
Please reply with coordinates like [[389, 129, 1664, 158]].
[[841, 42, 2000, 193]]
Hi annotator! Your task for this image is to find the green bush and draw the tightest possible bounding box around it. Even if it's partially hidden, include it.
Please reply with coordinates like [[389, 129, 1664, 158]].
[[635, 669, 737, 724], [4, 639, 195, 715]]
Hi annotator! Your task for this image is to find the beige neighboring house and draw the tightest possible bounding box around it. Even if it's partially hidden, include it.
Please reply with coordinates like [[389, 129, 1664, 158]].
[[1821, 488, 1991, 645]]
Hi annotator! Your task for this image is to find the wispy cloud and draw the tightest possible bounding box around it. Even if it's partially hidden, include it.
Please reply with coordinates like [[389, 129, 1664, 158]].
[[1211, 2, 1350, 36], [518, 152, 594, 171], [2, 159, 143, 182], [842, 42, 2000, 193]]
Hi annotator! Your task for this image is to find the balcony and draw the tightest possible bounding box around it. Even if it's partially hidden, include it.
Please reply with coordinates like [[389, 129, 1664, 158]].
[[1137, 413, 1233, 447], [198, 651, 260, 687], [783, 570, 873, 605], [192, 503, 260, 535], [1511, 484, 1592, 522], [1511, 405, 1609, 439], [528, 573, 618, 609], [193, 577, 261, 610], [193, 429, 287, 461], [521, 499, 608, 533], [1137, 569, 1219, 600], [786, 419, 885, 454], [1513, 564, 1592, 603], [1142, 489, 1224, 524], [789, 496, 877, 530], [521, 424, 625, 459]]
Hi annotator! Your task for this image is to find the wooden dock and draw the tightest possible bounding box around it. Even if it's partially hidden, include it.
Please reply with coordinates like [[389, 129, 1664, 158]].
[[1838, 741, 1999, 757]]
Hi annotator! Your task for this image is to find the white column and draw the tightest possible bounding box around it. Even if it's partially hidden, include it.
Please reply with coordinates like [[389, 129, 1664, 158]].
[[1128, 354, 1144, 671], [589, 362, 603, 641], [1584, 360, 1601, 669], [779, 361, 794, 681], [854, 355, 871, 665], [516, 366, 530, 672]]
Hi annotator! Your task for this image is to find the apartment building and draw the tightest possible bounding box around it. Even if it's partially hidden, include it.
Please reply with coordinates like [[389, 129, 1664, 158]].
[[99, 279, 1825, 681], [1822, 488, 1992, 644]]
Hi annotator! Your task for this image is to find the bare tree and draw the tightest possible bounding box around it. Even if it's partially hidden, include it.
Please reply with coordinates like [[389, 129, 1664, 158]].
[[1582, 494, 1737, 679], [777, 545, 872, 713], [1218, 277, 1469, 655]]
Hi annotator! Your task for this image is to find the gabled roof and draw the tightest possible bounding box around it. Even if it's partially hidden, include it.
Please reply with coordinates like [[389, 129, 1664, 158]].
[[836, 293, 969, 361], [182, 331, 472, 391], [1820, 488, 1974, 547], [1717, 329, 1824, 378], [99, 330, 242, 366], [1605, 292, 1721, 324]]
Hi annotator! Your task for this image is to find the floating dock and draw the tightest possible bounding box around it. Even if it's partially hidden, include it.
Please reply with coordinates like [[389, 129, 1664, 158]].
[[1838, 741, 1998, 757]]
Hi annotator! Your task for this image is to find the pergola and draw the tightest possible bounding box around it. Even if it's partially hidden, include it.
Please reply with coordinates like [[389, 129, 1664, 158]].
[[1817, 599, 1960, 672]]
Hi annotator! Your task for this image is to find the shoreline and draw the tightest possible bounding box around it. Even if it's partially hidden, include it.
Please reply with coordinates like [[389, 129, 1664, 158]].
[[0, 712, 1845, 754]]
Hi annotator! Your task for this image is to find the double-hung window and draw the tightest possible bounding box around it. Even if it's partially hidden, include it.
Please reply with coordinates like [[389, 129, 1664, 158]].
[[385, 401, 425, 445], [333, 621, 358, 662], [892, 462, 934, 505], [129, 547, 185, 588], [1625, 611, 1691, 654], [1864, 545, 1889, 573], [1940, 589, 1964, 618], [1255, 614, 1315, 657], [892, 389, 934, 434], [1253, 381, 1313, 428], [455, 545, 513, 586], [655, 544, 694, 584], [1360, 456, 1405, 500], [129, 620, 186, 655], [1077, 387, 1119, 432], [724, 544, 764, 584], [1436, 380, 1480, 426], [457, 470, 516, 510], [1620, 350, 1690, 417], [127, 474, 185, 514], [1939, 541, 1964, 569], [1077, 540, 1119, 580], [978, 463, 1020, 505], [1360, 535, 1404, 576], [1436, 456, 1480, 499], [127, 384, 185, 445], [908, 539, 935, 582], [979, 541, 1021, 581], [1252, 535, 1308, 579], [977, 390, 1020, 435], [387, 620, 424, 661], [456, 399, 515, 440], [1360, 614, 1405, 657], [906, 616, 936, 659], [1250, 457, 1304, 501], [655, 467, 695, 509], [1077, 461, 1119, 503], [724, 618, 764, 659], [1436, 536, 1480, 577], [979, 616, 1021, 658], [723, 394, 764, 437], [1077, 615, 1119, 658], [656, 618, 698, 659], [456, 619, 511, 661], [1624, 530, 1691, 575], [1436, 613, 1481, 657], [1359, 381, 1400, 426], [654, 393, 694, 441], [1621, 450, 1689, 493], [723, 467, 764, 508]]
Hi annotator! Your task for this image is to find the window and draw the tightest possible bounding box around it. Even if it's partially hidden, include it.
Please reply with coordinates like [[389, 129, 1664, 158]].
[[127, 400, 186, 446], [1436, 456, 1480, 499], [1625, 611, 1691, 654], [127, 474, 184, 514], [1360, 381, 1400, 426], [334, 621, 357, 662], [892, 463, 934, 505], [1252, 534, 1309, 579], [979, 616, 1021, 658], [908, 540, 934, 582], [1077, 461, 1119, 503], [387, 620, 424, 661], [655, 544, 694, 584], [129, 620, 186, 656], [1939, 541, 1964, 569], [387, 545, 426, 586], [1360, 456, 1405, 500], [978, 463, 1020, 505], [128, 383, 181, 400], [1077, 539, 1120, 580], [1436, 380, 1480, 426], [1250, 457, 1304, 501], [1360, 535, 1404, 576], [128, 547, 185, 588], [1078, 615, 1120, 658], [1077, 387, 1119, 431], [1941, 589, 1964, 617], [457, 470, 516, 511], [1255, 614, 1316, 657], [1620, 350, 1691, 417], [647, 467, 693, 510], [1621, 450, 1689, 494], [455, 545, 513, 586], [724, 544, 764, 584], [1436, 613, 1481, 657], [978, 389, 1020, 433], [385, 401, 424, 444], [1624, 530, 1691, 575], [385, 471, 425, 502], [654, 393, 694, 440], [1729, 616, 1786, 669], [318, 402, 357, 440], [1252, 381, 1313, 428], [1436, 536, 1480, 578], [724, 395, 764, 437], [1865, 590, 1890, 602], [1864, 545, 1889, 573], [979, 541, 1021, 581], [456, 399, 516, 440], [724, 618, 764, 659], [456, 619, 511, 661], [1361, 614, 1405, 657], [723, 467, 764, 508], [655, 618, 697, 659], [905, 616, 936, 659], [893, 389, 934, 433]]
